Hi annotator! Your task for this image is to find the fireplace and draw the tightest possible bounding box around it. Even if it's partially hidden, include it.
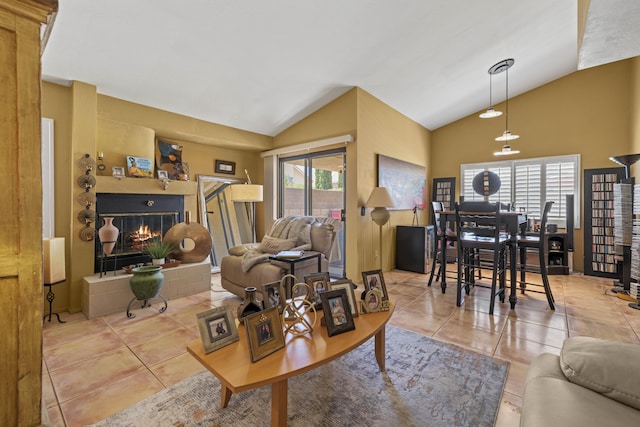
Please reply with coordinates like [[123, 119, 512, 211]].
[[95, 193, 184, 273]]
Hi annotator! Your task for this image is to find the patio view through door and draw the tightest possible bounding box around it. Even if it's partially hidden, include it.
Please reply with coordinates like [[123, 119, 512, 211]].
[[279, 148, 346, 278]]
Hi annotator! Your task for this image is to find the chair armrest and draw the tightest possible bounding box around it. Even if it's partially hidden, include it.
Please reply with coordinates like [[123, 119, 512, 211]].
[[228, 243, 259, 256]]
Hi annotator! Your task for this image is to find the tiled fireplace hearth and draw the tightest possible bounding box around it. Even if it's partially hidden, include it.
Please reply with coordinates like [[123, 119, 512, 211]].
[[82, 260, 211, 319]]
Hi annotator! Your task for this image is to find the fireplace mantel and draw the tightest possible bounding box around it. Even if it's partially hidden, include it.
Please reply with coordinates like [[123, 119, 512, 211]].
[[96, 176, 197, 196]]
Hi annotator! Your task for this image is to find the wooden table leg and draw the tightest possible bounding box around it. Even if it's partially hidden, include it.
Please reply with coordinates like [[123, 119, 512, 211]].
[[271, 380, 288, 427], [221, 385, 233, 408], [375, 326, 386, 371]]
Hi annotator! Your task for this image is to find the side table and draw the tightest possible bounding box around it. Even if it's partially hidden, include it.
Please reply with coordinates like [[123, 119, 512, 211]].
[[269, 252, 322, 298], [43, 280, 65, 323]]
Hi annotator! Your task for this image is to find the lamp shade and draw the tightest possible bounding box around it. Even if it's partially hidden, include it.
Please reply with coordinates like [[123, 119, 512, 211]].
[[365, 187, 394, 208], [43, 237, 66, 284], [230, 184, 263, 202]]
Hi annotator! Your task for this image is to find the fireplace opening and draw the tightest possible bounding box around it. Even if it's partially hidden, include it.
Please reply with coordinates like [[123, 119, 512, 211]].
[[95, 194, 184, 273]]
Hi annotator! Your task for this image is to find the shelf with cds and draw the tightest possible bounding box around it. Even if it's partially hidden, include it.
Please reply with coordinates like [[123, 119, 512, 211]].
[[583, 167, 625, 278]]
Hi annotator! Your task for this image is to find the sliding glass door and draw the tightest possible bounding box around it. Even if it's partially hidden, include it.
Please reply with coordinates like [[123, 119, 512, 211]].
[[279, 149, 346, 278]]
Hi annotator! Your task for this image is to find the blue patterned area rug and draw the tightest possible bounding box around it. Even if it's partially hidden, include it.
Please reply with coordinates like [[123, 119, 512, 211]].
[[93, 326, 508, 427]]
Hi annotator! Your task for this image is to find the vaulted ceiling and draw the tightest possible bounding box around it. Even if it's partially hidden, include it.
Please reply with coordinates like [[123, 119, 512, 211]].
[[42, 0, 640, 137]]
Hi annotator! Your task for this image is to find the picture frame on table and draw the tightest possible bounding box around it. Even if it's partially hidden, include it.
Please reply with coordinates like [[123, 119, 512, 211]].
[[244, 307, 286, 363], [320, 289, 355, 337], [196, 306, 239, 354], [261, 280, 285, 314], [329, 279, 359, 317], [361, 289, 383, 314], [362, 269, 389, 302], [157, 170, 169, 180], [215, 159, 236, 175], [304, 271, 330, 308]]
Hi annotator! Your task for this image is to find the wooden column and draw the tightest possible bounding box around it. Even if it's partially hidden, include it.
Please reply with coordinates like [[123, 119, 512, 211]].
[[0, 1, 57, 426]]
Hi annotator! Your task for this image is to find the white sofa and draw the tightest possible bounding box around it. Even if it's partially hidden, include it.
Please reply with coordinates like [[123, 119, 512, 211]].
[[521, 336, 640, 426], [220, 216, 341, 299]]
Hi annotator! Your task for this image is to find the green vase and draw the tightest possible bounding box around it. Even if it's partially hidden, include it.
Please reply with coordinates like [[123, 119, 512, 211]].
[[129, 266, 164, 300]]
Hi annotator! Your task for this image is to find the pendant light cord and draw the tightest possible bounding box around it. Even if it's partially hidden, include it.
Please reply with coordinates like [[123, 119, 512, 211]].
[[505, 68, 509, 132]]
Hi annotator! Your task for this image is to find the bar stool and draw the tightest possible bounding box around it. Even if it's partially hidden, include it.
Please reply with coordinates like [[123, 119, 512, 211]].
[[455, 202, 509, 315], [517, 201, 555, 310], [427, 201, 457, 288]]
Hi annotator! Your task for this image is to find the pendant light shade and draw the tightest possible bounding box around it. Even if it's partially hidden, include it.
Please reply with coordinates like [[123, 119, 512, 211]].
[[479, 73, 502, 119], [494, 144, 520, 156], [495, 130, 520, 141]]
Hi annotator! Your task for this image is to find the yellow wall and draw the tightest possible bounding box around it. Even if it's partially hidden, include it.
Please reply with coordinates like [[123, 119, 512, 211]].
[[42, 82, 272, 313], [356, 89, 431, 275], [432, 59, 635, 272], [275, 88, 431, 280]]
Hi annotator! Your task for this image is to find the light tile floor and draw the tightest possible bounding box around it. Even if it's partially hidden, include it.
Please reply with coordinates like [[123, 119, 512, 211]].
[[42, 271, 640, 426]]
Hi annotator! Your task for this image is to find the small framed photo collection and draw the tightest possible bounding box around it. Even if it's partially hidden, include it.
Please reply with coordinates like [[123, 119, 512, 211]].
[[328, 279, 358, 318], [361, 269, 390, 313], [196, 306, 239, 354], [261, 280, 285, 314], [320, 288, 355, 337], [244, 307, 286, 363], [305, 272, 330, 308]]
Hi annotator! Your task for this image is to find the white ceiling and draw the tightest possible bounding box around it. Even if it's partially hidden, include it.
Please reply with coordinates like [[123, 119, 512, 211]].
[[41, 0, 640, 138]]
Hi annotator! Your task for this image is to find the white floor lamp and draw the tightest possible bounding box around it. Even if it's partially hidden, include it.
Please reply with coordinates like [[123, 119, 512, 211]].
[[230, 170, 263, 243], [365, 187, 394, 270]]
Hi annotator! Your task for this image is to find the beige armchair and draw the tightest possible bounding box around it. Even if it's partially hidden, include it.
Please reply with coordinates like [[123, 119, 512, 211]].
[[220, 216, 341, 299]]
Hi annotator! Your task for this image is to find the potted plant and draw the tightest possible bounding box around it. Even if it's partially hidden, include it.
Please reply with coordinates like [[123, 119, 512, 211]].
[[143, 238, 176, 265]]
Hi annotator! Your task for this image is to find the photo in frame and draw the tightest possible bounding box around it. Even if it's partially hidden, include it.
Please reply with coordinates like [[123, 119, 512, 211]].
[[112, 166, 125, 178], [362, 269, 389, 302], [157, 170, 169, 180], [329, 279, 359, 317], [215, 159, 236, 175], [377, 154, 426, 210], [361, 289, 383, 314], [304, 271, 330, 308], [261, 280, 285, 314], [320, 289, 355, 337], [126, 155, 154, 178], [156, 139, 184, 180], [244, 307, 286, 363], [196, 306, 239, 354]]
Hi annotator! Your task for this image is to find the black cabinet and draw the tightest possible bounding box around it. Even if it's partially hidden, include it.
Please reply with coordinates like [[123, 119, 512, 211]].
[[395, 226, 434, 274], [547, 233, 569, 275]]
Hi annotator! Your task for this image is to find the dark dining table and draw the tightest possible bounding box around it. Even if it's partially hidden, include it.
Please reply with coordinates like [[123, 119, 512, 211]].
[[435, 209, 527, 309]]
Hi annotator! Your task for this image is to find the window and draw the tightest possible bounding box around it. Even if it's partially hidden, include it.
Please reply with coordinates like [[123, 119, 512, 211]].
[[460, 154, 580, 227]]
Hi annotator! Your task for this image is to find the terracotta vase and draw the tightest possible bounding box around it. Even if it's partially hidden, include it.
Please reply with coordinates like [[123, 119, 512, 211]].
[[129, 266, 164, 300], [237, 287, 263, 322], [98, 217, 119, 255]]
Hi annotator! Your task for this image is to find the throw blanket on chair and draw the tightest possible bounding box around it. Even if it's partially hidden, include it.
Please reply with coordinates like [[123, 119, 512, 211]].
[[240, 216, 315, 273]]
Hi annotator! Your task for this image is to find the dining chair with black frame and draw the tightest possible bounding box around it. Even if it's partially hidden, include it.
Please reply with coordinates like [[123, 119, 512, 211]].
[[516, 200, 555, 310], [427, 201, 457, 289], [455, 202, 510, 315]]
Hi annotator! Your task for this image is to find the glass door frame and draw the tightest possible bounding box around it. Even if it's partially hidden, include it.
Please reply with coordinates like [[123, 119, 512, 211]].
[[277, 148, 346, 278]]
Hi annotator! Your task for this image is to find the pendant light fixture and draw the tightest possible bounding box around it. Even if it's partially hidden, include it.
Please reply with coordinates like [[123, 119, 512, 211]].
[[483, 58, 519, 156], [479, 71, 502, 119]]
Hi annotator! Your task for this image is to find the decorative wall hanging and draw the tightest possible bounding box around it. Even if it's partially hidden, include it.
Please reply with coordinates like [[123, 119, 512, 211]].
[[156, 139, 184, 180], [377, 154, 426, 210], [77, 154, 97, 241]]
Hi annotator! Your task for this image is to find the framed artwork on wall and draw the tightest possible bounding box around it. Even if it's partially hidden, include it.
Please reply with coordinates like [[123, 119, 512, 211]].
[[377, 154, 426, 210]]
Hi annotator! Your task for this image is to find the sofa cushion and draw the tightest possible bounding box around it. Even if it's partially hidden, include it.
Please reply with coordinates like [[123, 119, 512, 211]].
[[560, 336, 640, 410], [258, 235, 298, 254], [310, 222, 334, 256]]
